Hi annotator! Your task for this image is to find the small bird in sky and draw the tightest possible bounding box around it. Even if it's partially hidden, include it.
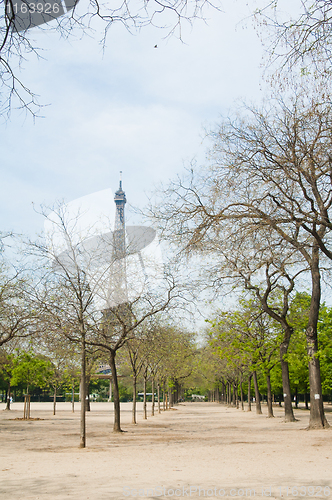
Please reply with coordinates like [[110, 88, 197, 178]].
[[154, 44, 158, 48]]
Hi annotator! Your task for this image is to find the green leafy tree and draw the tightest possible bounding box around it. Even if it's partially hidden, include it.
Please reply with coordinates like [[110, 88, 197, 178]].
[[11, 350, 53, 396], [317, 304, 332, 398]]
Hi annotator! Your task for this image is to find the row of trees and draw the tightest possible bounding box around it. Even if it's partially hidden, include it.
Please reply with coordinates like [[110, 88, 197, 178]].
[[0, 323, 197, 416], [2, 218, 332, 439], [206, 293, 332, 418], [0, 201, 200, 447], [148, 93, 332, 429], [4, 290, 331, 415], [140, 0, 332, 429]]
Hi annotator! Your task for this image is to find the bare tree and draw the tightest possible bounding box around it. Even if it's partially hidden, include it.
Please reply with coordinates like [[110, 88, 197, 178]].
[[27, 203, 111, 447], [87, 272, 179, 432]]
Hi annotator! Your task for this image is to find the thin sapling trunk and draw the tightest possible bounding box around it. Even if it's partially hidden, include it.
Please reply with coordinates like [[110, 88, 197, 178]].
[[253, 371, 262, 415], [143, 372, 147, 419], [266, 373, 274, 418], [109, 350, 122, 432], [80, 336, 86, 448], [157, 381, 161, 414], [151, 378, 155, 416], [132, 374, 137, 424], [53, 386, 57, 416], [247, 375, 252, 411]]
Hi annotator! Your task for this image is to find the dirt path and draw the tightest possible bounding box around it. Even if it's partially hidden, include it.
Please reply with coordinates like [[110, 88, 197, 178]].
[[0, 402, 331, 500]]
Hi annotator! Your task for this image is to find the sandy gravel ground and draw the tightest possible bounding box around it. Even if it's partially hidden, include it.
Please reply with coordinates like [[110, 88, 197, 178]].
[[0, 401, 331, 500]]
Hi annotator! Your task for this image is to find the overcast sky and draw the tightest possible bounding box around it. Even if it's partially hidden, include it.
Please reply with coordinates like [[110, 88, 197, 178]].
[[1, 0, 269, 237]]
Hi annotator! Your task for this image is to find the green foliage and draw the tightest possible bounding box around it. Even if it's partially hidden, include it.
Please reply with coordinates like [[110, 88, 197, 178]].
[[118, 381, 132, 402], [285, 292, 332, 396], [205, 291, 332, 400], [208, 296, 281, 382], [317, 304, 332, 394], [87, 378, 111, 401], [11, 351, 53, 394]]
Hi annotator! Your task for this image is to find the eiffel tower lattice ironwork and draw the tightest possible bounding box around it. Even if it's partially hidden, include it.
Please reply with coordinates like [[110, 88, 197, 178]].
[[107, 171, 128, 308]]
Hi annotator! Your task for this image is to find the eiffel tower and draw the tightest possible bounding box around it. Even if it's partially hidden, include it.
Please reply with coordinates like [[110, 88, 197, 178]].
[[107, 171, 128, 308]]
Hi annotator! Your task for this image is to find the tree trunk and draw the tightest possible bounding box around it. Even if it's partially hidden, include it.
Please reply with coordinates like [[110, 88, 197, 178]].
[[72, 380, 75, 413], [266, 373, 274, 418], [143, 372, 147, 419], [240, 378, 244, 411], [85, 395, 90, 411], [157, 381, 161, 413], [80, 336, 86, 448], [85, 375, 91, 411], [23, 394, 31, 419], [53, 386, 57, 416], [247, 374, 252, 411], [163, 382, 165, 411], [109, 350, 122, 432], [6, 380, 11, 410], [168, 387, 172, 408], [306, 251, 329, 428], [174, 380, 179, 404], [85, 375, 90, 412], [151, 378, 155, 416], [132, 374, 137, 424], [252, 371, 262, 414], [280, 329, 296, 422], [222, 381, 226, 403], [305, 392, 309, 410]]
